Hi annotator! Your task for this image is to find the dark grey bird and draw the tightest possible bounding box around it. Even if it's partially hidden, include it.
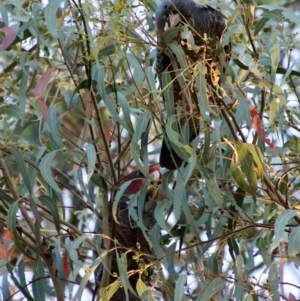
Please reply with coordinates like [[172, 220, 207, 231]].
[[92, 166, 161, 301], [156, 0, 230, 170]]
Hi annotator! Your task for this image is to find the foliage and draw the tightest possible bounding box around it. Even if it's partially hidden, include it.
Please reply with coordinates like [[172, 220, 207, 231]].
[[0, 0, 300, 300]]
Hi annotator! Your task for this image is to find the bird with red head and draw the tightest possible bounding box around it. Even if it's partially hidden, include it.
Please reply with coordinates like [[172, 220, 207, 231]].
[[93, 166, 161, 301]]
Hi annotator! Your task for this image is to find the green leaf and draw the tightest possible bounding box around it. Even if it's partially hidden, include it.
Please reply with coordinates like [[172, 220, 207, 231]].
[[269, 209, 296, 253], [32, 261, 46, 301], [84, 144, 96, 181], [45, 0, 64, 38], [233, 58, 249, 71], [207, 251, 219, 275], [268, 263, 280, 301], [114, 0, 125, 13], [162, 27, 183, 46], [1, 272, 10, 300], [228, 236, 240, 262], [6, 262, 34, 301], [174, 274, 186, 301], [117, 252, 137, 296], [288, 226, 300, 257], [235, 143, 260, 200], [10, 146, 32, 194], [74, 263, 95, 301], [7, 201, 32, 257], [0, 104, 22, 121], [29, 195, 40, 243], [151, 224, 164, 257], [261, 9, 282, 23], [102, 281, 122, 300], [0, 3, 8, 26], [269, 96, 280, 124], [196, 278, 226, 301], [17, 261, 32, 297], [39, 151, 61, 192], [136, 279, 148, 297], [47, 105, 64, 149], [244, 294, 259, 301], [130, 111, 152, 174], [234, 255, 245, 300], [98, 44, 116, 60], [248, 59, 264, 79], [145, 66, 158, 100], [52, 237, 64, 279], [282, 8, 300, 27], [162, 281, 175, 301], [264, 33, 280, 78], [126, 53, 144, 87], [203, 217, 227, 254], [92, 65, 128, 130], [165, 242, 178, 279], [242, 144, 264, 179], [0, 188, 15, 204], [244, 242, 255, 271], [18, 73, 28, 118], [99, 286, 109, 301], [168, 43, 190, 103], [68, 235, 90, 268], [162, 71, 175, 116], [195, 67, 211, 121], [209, 175, 224, 207], [168, 42, 187, 72], [181, 25, 197, 51], [181, 197, 201, 242], [174, 161, 195, 219], [254, 17, 270, 35], [39, 195, 60, 233], [154, 200, 172, 232], [119, 93, 134, 135], [90, 174, 108, 190], [165, 115, 195, 163], [235, 90, 252, 127], [251, 79, 286, 117], [228, 187, 246, 231]]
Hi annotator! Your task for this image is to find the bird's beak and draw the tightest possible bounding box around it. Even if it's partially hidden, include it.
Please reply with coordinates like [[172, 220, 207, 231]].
[[164, 13, 181, 31]]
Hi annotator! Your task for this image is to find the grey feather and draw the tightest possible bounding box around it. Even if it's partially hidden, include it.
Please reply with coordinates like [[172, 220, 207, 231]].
[[156, 0, 229, 170]]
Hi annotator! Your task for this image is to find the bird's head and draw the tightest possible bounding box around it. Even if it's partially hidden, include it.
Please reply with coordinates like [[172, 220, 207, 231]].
[[119, 165, 161, 196], [156, 0, 200, 33]]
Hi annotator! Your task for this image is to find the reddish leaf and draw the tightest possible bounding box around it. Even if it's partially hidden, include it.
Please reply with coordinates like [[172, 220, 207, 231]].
[[100, 107, 113, 143], [0, 229, 33, 261], [0, 27, 17, 51], [34, 69, 53, 97], [0, 229, 13, 260], [288, 293, 297, 301], [0, 87, 6, 97], [36, 96, 48, 122], [249, 105, 276, 151], [3, 229, 12, 240], [103, 123, 113, 143], [63, 250, 69, 278]]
